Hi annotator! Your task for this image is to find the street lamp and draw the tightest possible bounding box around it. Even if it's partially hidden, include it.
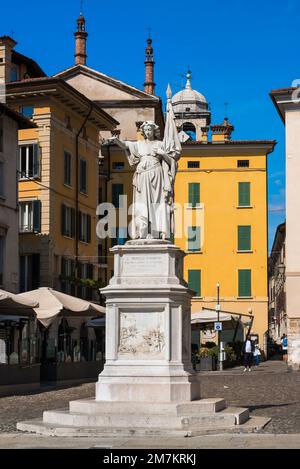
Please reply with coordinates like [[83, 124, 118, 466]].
[[216, 283, 222, 370]]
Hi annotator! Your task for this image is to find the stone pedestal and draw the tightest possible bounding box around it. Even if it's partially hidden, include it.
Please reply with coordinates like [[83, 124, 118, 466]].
[[16, 240, 265, 436], [96, 240, 201, 402]]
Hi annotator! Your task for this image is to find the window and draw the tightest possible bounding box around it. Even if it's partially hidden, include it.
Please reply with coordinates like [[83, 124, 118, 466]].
[[238, 182, 250, 207], [188, 161, 200, 169], [182, 122, 196, 141], [79, 159, 87, 193], [79, 211, 91, 243], [188, 226, 201, 252], [19, 144, 40, 179], [19, 200, 41, 233], [238, 226, 251, 251], [0, 118, 3, 153], [98, 187, 103, 204], [112, 227, 127, 246], [0, 162, 4, 198], [64, 151, 72, 186], [112, 162, 125, 170], [20, 106, 34, 119], [237, 160, 249, 168], [238, 269, 252, 297], [188, 183, 200, 208], [0, 236, 4, 286], [188, 270, 201, 297], [10, 66, 19, 82], [61, 204, 75, 238], [19, 254, 40, 292], [112, 184, 124, 208], [61, 257, 75, 295]]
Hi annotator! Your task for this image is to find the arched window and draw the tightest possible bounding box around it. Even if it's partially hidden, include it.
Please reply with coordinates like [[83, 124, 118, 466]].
[[182, 122, 196, 141]]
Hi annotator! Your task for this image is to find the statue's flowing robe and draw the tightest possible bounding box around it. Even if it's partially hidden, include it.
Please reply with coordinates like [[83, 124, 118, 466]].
[[125, 140, 171, 239]]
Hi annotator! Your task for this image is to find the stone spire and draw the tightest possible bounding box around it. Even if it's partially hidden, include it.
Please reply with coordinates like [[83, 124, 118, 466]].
[[144, 36, 155, 95], [74, 13, 88, 66]]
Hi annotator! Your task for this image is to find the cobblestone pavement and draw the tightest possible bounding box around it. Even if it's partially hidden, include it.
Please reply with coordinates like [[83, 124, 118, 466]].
[[0, 360, 299, 435]]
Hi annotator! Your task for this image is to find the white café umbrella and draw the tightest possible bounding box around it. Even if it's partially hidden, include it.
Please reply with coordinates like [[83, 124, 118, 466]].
[[16, 287, 105, 328], [0, 289, 38, 316]]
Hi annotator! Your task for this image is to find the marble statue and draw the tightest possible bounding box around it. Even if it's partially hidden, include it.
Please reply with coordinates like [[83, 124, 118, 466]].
[[108, 90, 181, 240]]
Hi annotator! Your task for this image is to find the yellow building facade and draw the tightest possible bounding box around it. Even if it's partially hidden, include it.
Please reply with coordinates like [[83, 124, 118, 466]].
[[175, 140, 275, 349], [6, 77, 117, 299]]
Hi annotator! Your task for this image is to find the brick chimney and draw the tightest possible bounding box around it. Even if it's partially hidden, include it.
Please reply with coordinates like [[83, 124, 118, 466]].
[[144, 37, 155, 95], [211, 118, 234, 142], [74, 14, 88, 66]]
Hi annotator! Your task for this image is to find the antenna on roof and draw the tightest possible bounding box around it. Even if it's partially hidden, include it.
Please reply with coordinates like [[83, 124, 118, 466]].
[[147, 26, 152, 39], [224, 102, 229, 118]]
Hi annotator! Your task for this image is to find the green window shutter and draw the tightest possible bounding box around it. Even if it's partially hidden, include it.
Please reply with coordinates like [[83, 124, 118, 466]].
[[61, 204, 66, 236], [33, 144, 40, 178], [112, 184, 123, 208], [238, 226, 251, 251], [188, 226, 201, 251], [238, 269, 251, 297], [188, 183, 200, 207], [87, 214, 91, 243], [71, 208, 75, 238], [238, 182, 250, 207], [33, 200, 41, 233], [188, 270, 201, 297]]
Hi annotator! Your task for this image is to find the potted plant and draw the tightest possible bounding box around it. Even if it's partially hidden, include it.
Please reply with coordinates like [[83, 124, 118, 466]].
[[196, 346, 217, 371]]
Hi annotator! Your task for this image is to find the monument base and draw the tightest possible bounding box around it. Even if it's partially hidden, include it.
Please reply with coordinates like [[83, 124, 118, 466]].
[[16, 241, 270, 436], [17, 397, 270, 436]]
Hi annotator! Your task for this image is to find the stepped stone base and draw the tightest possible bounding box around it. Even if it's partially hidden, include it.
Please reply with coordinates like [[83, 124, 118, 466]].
[[16, 397, 271, 437]]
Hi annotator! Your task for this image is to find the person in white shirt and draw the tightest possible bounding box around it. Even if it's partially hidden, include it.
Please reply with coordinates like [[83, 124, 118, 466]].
[[253, 343, 261, 366], [242, 335, 254, 372]]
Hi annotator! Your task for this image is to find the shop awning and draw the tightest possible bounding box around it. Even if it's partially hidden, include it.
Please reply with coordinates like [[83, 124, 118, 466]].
[[16, 287, 105, 328], [191, 308, 253, 325], [0, 289, 38, 316]]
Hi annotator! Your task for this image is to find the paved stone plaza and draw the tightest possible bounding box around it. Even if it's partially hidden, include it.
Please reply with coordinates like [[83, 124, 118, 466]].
[[1, 360, 300, 448]]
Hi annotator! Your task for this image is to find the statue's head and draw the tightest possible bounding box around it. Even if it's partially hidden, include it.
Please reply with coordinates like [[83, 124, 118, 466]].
[[140, 121, 160, 140]]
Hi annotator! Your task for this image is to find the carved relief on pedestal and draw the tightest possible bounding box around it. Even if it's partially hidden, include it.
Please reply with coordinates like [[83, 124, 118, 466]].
[[118, 311, 165, 358]]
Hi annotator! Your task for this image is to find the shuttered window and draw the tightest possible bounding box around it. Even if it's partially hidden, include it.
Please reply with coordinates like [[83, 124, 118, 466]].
[[188, 270, 201, 297], [64, 151, 72, 186], [238, 226, 251, 251], [19, 200, 41, 233], [61, 204, 75, 238], [112, 184, 124, 208], [238, 182, 250, 207], [188, 183, 200, 208], [188, 226, 201, 251], [19, 144, 40, 179], [238, 269, 252, 297], [79, 159, 87, 194]]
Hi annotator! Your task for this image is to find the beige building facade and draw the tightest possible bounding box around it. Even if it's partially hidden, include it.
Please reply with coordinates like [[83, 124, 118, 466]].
[[271, 87, 300, 369]]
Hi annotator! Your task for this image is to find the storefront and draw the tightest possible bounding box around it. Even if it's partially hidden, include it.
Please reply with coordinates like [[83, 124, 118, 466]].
[[17, 288, 105, 384], [0, 290, 40, 395]]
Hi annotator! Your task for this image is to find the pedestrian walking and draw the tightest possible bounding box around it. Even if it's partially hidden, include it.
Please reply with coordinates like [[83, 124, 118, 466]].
[[242, 334, 255, 372], [253, 343, 261, 366], [281, 333, 288, 363]]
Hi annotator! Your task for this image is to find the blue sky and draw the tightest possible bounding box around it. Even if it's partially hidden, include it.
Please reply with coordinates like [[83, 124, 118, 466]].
[[2, 0, 294, 248]]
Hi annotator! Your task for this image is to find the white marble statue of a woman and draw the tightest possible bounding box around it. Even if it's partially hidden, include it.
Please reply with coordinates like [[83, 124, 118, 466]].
[[109, 121, 179, 240]]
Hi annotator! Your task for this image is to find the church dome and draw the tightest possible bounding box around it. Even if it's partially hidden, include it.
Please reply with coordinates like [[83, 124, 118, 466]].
[[171, 71, 208, 114]]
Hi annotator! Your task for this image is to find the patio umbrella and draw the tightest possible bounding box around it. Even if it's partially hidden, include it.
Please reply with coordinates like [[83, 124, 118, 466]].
[[0, 289, 38, 316], [16, 287, 105, 328]]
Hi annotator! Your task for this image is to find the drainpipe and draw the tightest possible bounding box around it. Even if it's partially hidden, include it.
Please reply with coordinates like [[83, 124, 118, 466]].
[[75, 103, 93, 279]]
